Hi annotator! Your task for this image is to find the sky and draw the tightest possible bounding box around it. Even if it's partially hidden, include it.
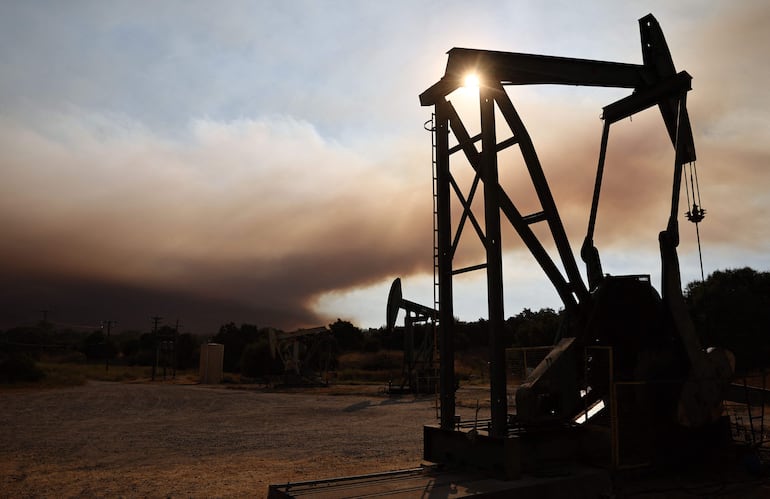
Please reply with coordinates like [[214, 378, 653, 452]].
[[1, 1, 769, 335]]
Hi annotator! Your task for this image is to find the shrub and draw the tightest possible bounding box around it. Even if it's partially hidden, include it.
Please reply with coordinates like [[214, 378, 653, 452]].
[[0, 354, 45, 384]]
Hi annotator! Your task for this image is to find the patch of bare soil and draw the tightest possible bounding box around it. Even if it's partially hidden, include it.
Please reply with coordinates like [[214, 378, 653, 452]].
[[0, 381, 484, 498]]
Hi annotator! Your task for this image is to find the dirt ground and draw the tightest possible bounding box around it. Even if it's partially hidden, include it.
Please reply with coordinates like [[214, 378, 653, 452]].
[[0, 381, 489, 498], [5, 380, 769, 498]]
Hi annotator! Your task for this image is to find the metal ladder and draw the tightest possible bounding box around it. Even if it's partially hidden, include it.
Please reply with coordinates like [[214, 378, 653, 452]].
[[426, 114, 441, 417], [425, 113, 439, 320]]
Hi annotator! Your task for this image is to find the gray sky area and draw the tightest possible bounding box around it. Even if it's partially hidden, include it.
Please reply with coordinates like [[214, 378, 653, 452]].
[[1, 1, 769, 333]]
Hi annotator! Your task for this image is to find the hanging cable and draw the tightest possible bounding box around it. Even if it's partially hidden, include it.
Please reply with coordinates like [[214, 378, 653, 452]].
[[684, 161, 706, 280], [683, 164, 693, 217], [693, 161, 704, 211]]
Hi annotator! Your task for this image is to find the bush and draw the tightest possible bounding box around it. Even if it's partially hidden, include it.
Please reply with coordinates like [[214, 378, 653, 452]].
[[0, 354, 45, 384]]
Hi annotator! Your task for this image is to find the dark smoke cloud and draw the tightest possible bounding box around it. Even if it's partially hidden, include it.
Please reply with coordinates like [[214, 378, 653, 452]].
[[2, 3, 769, 331], [0, 115, 432, 332]]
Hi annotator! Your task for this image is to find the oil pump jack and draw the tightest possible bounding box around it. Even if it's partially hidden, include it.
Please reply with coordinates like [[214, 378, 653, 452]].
[[418, 12, 735, 473], [385, 277, 438, 394], [268, 14, 740, 498]]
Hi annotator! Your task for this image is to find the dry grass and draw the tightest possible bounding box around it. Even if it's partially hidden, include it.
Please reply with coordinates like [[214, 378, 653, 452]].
[[334, 349, 403, 383], [0, 362, 198, 391]]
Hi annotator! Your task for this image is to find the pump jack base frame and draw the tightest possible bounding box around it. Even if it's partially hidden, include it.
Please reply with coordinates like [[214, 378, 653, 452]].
[[269, 425, 612, 498], [267, 463, 611, 499]]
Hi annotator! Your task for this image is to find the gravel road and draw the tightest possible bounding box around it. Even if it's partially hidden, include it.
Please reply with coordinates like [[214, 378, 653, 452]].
[[0, 381, 455, 498]]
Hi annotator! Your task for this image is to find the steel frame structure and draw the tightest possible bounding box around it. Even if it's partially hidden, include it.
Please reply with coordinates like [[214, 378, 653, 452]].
[[420, 14, 696, 439]]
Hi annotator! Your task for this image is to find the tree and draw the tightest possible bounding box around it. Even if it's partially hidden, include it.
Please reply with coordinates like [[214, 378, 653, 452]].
[[80, 331, 118, 362], [121, 337, 141, 361], [329, 319, 364, 352], [0, 353, 44, 383], [211, 323, 261, 372], [3, 325, 55, 352], [685, 267, 770, 373], [175, 333, 201, 370], [507, 308, 562, 346]]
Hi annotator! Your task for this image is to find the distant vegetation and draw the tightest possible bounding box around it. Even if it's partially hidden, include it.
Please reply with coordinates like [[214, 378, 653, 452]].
[[685, 267, 770, 373], [2, 267, 769, 386], [0, 323, 201, 387]]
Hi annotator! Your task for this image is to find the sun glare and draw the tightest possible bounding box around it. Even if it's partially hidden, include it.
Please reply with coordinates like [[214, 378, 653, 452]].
[[463, 73, 480, 90]]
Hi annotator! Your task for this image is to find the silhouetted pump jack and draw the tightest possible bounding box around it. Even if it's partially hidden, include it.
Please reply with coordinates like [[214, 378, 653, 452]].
[[268, 14, 746, 498], [419, 12, 735, 478], [385, 278, 438, 394]]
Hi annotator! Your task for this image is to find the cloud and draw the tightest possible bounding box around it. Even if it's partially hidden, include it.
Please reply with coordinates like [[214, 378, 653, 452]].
[[403, 1, 770, 314], [0, 112, 432, 331], [2, 1, 769, 332]]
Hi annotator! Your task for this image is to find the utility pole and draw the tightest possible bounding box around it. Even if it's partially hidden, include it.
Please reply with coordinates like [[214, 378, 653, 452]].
[[151, 316, 163, 381], [172, 319, 181, 379], [102, 320, 116, 372]]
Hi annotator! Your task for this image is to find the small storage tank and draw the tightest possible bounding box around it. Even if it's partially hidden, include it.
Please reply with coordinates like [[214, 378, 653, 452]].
[[199, 343, 224, 384]]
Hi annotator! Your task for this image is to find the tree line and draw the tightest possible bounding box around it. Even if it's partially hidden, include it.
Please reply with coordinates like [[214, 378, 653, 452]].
[[2, 267, 769, 382]]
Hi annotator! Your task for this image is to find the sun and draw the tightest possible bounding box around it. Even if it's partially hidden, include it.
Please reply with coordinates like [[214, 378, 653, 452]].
[[463, 73, 480, 90]]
